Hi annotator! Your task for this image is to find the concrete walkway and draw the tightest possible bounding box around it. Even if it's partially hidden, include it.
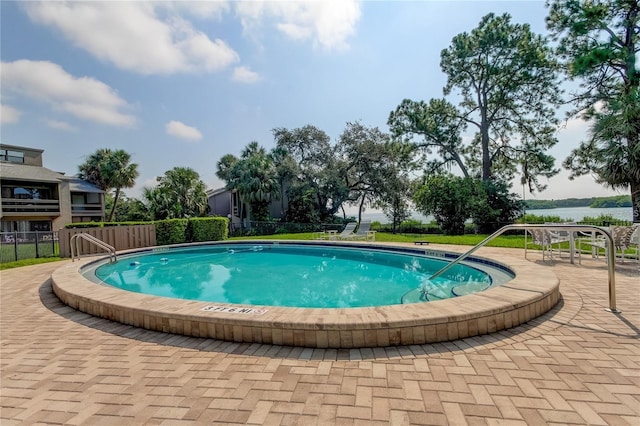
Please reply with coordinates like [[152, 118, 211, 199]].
[[1, 246, 638, 425]]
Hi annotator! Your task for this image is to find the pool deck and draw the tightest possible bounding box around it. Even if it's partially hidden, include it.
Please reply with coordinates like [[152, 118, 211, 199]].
[[50, 241, 560, 348], [1, 244, 639, 425]]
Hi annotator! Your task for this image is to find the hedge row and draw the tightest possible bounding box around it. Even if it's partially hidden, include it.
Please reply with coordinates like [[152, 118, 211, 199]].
[[66, 217, 229, 245], [64, 221, 151, 228]]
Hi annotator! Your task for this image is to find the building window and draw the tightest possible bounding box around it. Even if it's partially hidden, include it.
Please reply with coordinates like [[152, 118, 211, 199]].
[[0, 220, 52, 233], [6, 186, 52, 200], [86, 193, 100, 204], [30, 221, 52, 232], [0, 149, 25, 164]]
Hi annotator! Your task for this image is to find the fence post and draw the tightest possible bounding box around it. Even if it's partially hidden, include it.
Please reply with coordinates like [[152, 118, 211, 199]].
[[35, 230, 40, 258], [13, 231, 18, 261]]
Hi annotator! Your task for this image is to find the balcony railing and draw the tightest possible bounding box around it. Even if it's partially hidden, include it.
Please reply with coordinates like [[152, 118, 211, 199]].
[[1, 198, 60, 215], [71, 203, 103, 216]]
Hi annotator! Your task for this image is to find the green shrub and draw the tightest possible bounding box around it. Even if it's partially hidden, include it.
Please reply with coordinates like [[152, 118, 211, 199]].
[[579, 214, 631, 226], [65, 220, 154, 228], [376, 219, 443, 234], [516, 213, 569, 224], [470, 179, 524, 234], [155, 219, 189, 245], [102, 221, 154, 227], [64, 221, 103, 228], [189, 217, 228, 242]]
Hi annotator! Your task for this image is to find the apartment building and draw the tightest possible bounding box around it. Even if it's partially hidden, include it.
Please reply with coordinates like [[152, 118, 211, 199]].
[[0, 144, 105, 233], [207, 186, 288, 230]]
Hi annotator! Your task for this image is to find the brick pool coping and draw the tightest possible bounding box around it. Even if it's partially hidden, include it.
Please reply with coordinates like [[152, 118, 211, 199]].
[[51, 242, 560, 348]]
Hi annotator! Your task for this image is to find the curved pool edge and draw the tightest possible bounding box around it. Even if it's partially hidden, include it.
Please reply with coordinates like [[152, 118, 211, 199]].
[[51, 243, 560, 348]]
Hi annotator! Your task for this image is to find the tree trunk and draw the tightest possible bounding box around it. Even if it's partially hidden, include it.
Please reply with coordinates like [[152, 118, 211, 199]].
[[480, 93, 491, 181], [108, 188, 120, 222], [631, 181, 639, 223], [358, 196, 366, 223]]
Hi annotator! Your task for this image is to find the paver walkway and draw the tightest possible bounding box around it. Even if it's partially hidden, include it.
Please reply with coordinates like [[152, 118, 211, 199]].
[[1, 245, 638, 425]]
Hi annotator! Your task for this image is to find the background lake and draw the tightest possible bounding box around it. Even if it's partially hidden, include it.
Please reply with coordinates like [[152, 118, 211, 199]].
[[522, 206, 633, 221], [357, 206, 634, 224]]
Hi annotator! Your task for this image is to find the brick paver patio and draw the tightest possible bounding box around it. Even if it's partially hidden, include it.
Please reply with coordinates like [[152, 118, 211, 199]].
[[1, 245, 638, 425]]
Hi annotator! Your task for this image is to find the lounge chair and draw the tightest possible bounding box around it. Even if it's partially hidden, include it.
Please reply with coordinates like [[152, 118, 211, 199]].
[[341, 221, 376, 241], [336, 222, 357, 239]]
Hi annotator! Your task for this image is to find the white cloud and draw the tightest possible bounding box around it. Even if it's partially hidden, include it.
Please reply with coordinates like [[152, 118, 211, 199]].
[[24, 1, 239, 75], [142, 177, 160, 189], [276, 23, 313, 41], [232, 66, 261, 84], [236, 0, 361, 51], [165, 120, 203, 141], [45, 119, 77, 132], [1, 104, 21, 124], [165, 1, 230, 19], [1, 60, 135, 127]]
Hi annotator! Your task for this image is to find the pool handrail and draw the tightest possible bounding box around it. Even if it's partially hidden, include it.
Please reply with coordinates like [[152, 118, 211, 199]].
[[70, 233, 117, 263], [427, 224, 619, 313]]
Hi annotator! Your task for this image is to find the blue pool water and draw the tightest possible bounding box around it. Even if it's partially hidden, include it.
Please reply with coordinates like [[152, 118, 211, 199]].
[[89, 244, 511, 308]]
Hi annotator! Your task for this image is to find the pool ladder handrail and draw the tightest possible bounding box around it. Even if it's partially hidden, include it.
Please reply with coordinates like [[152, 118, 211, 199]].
[[427, 224, 619, 313], [70, 233, 117, 263]]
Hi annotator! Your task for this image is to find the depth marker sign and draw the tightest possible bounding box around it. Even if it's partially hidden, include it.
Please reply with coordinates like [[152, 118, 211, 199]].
[[201, 305, 267, 315]]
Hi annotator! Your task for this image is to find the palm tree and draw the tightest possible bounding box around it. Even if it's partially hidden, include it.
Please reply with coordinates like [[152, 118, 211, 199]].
[[270, 146, 297, 216], [222, 142, 280, 221], [144, 167, 208, 219], [143, 187, 173, 220], [78, 148, 139, 221], [78, 148, 111, 191]]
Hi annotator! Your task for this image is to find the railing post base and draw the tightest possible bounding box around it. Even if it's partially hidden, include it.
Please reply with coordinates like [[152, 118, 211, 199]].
[[605, 308, 622, 314]]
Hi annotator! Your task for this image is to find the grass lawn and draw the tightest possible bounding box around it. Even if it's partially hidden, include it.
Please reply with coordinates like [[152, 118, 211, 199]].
[[1, 241, 59, 264], [233, 232, 639, 261], [0, 257, 64, 270], [230, 232, 528, 249]]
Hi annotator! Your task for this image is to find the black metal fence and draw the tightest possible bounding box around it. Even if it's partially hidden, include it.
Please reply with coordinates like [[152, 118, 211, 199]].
[[0, 231, 59, 263]]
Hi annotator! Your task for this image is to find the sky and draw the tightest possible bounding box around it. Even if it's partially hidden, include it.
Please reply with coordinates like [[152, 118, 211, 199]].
[[0, 0, 625, 206]]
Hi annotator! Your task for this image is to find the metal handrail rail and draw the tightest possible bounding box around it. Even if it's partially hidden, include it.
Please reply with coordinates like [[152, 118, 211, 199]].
[[70, 233, 117, 263], [427, 224, 619, 313]]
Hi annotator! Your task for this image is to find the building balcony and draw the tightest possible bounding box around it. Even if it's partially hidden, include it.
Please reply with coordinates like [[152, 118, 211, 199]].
[[1, 198, 60, 216], [71, 203, 103, 216]]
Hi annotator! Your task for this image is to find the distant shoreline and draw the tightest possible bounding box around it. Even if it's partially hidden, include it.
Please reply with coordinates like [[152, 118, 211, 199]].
[[525, 206, 624, 210], [357, 206, 633, 223], [525, 195, 632, 210]]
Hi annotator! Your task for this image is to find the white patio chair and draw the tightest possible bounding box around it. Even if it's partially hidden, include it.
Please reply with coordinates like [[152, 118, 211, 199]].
[[336, 222, 357, 239], [585, 225, 638, 263], [525, 228, 554, 261], [545, 222, 579, 261], [341, 221, 376, 241]]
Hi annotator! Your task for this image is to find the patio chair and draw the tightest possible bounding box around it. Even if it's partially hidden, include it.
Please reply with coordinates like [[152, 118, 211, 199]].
[[336, 222, 357, 239], [341, 221, 376, 241], [631, 224, 640, 252], [545, 222, 579, 260], [583, 225, 639, 263], [525, 228, 554, 261]]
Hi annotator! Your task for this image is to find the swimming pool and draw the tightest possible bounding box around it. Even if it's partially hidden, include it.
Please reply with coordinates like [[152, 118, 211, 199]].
[[52, 241, 560, 348], [87, 243, 511, 308]]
